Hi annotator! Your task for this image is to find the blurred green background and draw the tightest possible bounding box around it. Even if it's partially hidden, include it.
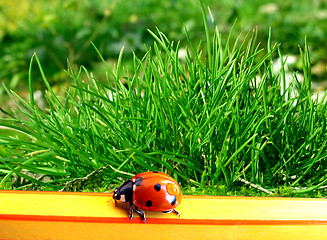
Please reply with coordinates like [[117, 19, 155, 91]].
[[0, 0, 326, 105]]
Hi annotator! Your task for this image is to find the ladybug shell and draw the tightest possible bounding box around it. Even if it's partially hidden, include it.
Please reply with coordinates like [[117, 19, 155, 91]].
[[132, 171, 182, 212]]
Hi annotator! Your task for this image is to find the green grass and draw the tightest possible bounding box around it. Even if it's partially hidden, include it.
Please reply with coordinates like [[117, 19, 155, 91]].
[[1, 0, 327, 97], [1, 3, 327, 197]]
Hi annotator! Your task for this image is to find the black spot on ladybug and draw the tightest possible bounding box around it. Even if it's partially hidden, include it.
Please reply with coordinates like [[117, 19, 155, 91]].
[[154, 183, 161, 191], [134, 177, 143, 186], [146, 200, 152, 207], [171, 196, 176, 206], [152, 171, 158, 173]]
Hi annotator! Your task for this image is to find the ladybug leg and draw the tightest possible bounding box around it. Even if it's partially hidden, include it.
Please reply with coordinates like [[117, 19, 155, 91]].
[[135, 206, 146, 223], [162, 209, 181, 217], [172, 208, 181, 217], [129, 203, 134, 221], [162, 209, 172, 214]]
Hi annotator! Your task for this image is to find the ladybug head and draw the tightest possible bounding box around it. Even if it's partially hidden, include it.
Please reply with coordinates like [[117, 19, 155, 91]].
[[113, 180, 133, 203], [113, 188, 121, 202], [112, 188, 124, 204]]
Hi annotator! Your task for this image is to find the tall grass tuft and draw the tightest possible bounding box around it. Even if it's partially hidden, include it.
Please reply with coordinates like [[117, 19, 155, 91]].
[[1, 4, 327, 194]]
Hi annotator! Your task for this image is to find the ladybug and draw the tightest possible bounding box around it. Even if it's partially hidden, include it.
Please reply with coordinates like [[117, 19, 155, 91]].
[[113, 171, 182, 223]]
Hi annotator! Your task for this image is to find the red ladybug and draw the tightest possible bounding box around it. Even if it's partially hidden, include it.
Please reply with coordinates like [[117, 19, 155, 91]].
[[113, 171, 182, 223]]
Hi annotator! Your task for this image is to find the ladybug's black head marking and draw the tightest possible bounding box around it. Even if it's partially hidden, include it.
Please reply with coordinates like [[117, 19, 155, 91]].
[[113, 180, 134, 203], [113, 188, 121, 201]]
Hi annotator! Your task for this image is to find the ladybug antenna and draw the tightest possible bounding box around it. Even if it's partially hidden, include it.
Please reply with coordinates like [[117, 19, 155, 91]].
[[107, 187, 114, 193]]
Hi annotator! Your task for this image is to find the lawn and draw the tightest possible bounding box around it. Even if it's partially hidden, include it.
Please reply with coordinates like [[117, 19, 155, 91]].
[[0, 0, 327, 197]]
